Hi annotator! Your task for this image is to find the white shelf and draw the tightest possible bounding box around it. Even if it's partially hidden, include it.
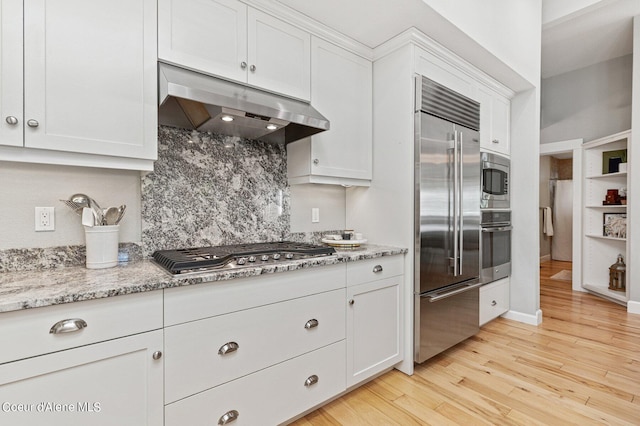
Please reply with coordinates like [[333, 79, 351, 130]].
[[585, 205, 627, 209], [586, 171, 627, 179], [585, 234, 626, 242], [582, 283, 627, 304]]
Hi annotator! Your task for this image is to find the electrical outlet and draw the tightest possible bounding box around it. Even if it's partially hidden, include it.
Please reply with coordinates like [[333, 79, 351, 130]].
[[312, 208, 320, 223], [35, 207, 55, 232]]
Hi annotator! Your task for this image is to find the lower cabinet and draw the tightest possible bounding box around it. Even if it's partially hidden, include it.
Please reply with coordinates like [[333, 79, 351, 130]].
[[165, 341, 346, 426], [346, 258, 403, 388], [479, 277, 510, 326], [0, 330, 163, 426]]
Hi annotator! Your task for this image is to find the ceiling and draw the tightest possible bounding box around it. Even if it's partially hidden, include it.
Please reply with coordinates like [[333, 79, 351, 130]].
[[542, 0, 640, 79], [276, 0, 639, 81]]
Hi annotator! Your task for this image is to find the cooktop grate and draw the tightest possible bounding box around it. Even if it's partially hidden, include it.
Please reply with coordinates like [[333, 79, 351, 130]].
[[152, 241, 336, 274]]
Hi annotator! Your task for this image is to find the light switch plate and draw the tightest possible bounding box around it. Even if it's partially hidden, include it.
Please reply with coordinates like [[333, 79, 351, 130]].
[[312, 208, 320, 223]]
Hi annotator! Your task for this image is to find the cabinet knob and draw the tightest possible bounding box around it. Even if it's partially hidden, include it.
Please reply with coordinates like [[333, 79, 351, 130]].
[[373, 265, 383, 273], [304, 318, 319, 329], [27, 119, 39, 128], [5, 116, 18, 125], [152, 351, 162, 360], [240, 61, 247, 70], [49, 318, 87, 334], [304, 374, 319, 387], [218, 341, 239, 355], [491, 300, 497, 306], [313, 158, 319, 165], [218, 410, 239, 425], [249, 64, 256, 72], [492, 139, 499, 144], [348, 299, 355, 305]]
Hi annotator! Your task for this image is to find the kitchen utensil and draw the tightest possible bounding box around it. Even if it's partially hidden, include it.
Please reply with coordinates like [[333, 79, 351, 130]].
[[103, 207, 119, 226], [114, 205, 127, 225], [69, 193, 91, 209], [82, 207, 95, 227], [60, 199, 84, 216]]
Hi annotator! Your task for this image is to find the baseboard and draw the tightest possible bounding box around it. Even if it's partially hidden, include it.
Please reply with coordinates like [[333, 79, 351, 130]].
[[627, 300, 640, 315], [540, 254, 551, 262], [502, 308, 543, 325]]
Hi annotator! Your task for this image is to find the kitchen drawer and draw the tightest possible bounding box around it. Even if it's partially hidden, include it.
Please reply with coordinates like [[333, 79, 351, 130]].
[[165, 340, 346, 426], [0, 291, 163, 365], [164, 263, 346, 326], [479, 277, 510, 326], [164, 288, 346, 403], [346, 255, 404, 287]]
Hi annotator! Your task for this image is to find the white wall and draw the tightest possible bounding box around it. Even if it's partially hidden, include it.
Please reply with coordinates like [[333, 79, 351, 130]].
[[289, 184, 345, 232], [541, 54, 633, 144], [542, 0, 606, 24], [424, 0, 542, 87], [0, 162, 141, 249]]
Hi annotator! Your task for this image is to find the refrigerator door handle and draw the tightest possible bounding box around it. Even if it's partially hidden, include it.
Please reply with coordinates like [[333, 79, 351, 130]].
[[457, 131, 464, 275], [452, 130, 460, 276], [425, 281, 483, 303]]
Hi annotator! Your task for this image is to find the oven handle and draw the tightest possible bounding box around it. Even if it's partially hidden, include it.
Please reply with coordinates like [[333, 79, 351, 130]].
[[482, 226, 512, 233]]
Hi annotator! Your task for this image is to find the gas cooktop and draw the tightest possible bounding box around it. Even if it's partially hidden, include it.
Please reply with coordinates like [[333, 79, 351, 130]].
[[152, 241, 336, 275]]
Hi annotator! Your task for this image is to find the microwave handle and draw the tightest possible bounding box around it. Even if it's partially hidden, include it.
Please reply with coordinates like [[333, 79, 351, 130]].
[[482, 226, 513, 233]]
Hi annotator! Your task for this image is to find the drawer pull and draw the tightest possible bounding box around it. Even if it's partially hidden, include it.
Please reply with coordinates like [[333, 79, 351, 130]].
[[218, 341, 239, 355], [491, 300, 497, 306], [218, 409, 239, 425], [373, 265, 383, 273], [304, 374, 319, 387], [49, 318, 88, 334], [304, 319, 319, 329]]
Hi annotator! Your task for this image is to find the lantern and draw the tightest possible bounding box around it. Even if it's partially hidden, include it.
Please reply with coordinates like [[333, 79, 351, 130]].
[[608, 254, 626, 292]]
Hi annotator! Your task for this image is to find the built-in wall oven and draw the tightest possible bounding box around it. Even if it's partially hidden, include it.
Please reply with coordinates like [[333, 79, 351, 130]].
[[481, 209, 511, 284], [481, 152, 510, 209]]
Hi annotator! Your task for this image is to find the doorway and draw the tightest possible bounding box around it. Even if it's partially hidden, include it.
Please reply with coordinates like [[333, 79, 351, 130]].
[[539, 139, 583, 292]]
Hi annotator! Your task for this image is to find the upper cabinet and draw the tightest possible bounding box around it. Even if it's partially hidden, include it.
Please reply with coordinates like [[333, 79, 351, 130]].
[[0, 0, 158, 169], [288, 37, 372, 186], [478, 85, 510, 156], [158, 0, 311, 101]]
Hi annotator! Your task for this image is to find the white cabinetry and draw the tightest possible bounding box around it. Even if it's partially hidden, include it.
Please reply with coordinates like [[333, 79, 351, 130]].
[[0, 0, 157, 169], [582, 130, 630, 304], [478, 85, 510, 155], [287, 37, 372, 186], [158, 0, 310, 101], [163, 265, 347, 424], [479, 277, 510, 326], [346, 256, 403, 387], [0, 292, 164, 426]]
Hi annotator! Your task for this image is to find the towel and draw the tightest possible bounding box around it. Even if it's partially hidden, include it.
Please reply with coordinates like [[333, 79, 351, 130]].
[[543, 207, 554, 236]]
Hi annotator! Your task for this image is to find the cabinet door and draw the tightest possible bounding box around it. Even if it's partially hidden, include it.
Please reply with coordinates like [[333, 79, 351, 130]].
[[478, 85, 510, 155], [0, 330, 163, 426], [23, 0, 157, 159], [346, 277, 402, 387], [158, 0, 247, 83], [247, 8, 310, 101], [0, 0, 23, 147], [309, 38, 372, 180]]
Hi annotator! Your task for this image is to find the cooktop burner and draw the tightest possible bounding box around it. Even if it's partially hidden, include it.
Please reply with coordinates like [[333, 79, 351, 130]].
[[152, 241, 336, 275]]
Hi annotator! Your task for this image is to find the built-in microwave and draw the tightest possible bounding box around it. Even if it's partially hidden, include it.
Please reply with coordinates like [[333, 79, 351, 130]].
[[481, 152, 510, 209]]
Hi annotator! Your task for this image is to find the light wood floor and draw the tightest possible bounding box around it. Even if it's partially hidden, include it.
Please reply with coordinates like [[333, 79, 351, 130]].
[[291, 261, 640, 425]]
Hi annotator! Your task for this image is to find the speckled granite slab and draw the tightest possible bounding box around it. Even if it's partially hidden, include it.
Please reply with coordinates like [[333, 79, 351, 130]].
[[141, 126, 290, 257], [0, 245, 407, 313]]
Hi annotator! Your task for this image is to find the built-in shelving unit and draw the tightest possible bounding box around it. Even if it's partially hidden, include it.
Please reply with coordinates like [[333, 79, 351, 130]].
[[582, 130, 630, 305]]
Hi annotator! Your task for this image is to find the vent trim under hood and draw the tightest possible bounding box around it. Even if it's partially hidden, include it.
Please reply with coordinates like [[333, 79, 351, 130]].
[[158, 63, 329, 144]]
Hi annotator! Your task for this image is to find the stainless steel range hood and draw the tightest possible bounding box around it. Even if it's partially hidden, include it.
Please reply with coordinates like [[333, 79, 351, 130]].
[[158, 63, 329, 144]]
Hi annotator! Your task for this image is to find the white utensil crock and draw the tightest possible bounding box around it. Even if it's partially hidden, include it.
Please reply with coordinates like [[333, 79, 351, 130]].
[[84, 225, 119, 269]]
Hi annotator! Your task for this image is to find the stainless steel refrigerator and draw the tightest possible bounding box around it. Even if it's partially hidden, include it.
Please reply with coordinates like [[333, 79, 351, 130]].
[[414, 76, 481, 363]]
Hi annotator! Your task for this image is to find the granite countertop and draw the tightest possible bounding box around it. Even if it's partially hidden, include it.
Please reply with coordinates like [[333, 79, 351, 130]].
[[0, 244, 407, 314]]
